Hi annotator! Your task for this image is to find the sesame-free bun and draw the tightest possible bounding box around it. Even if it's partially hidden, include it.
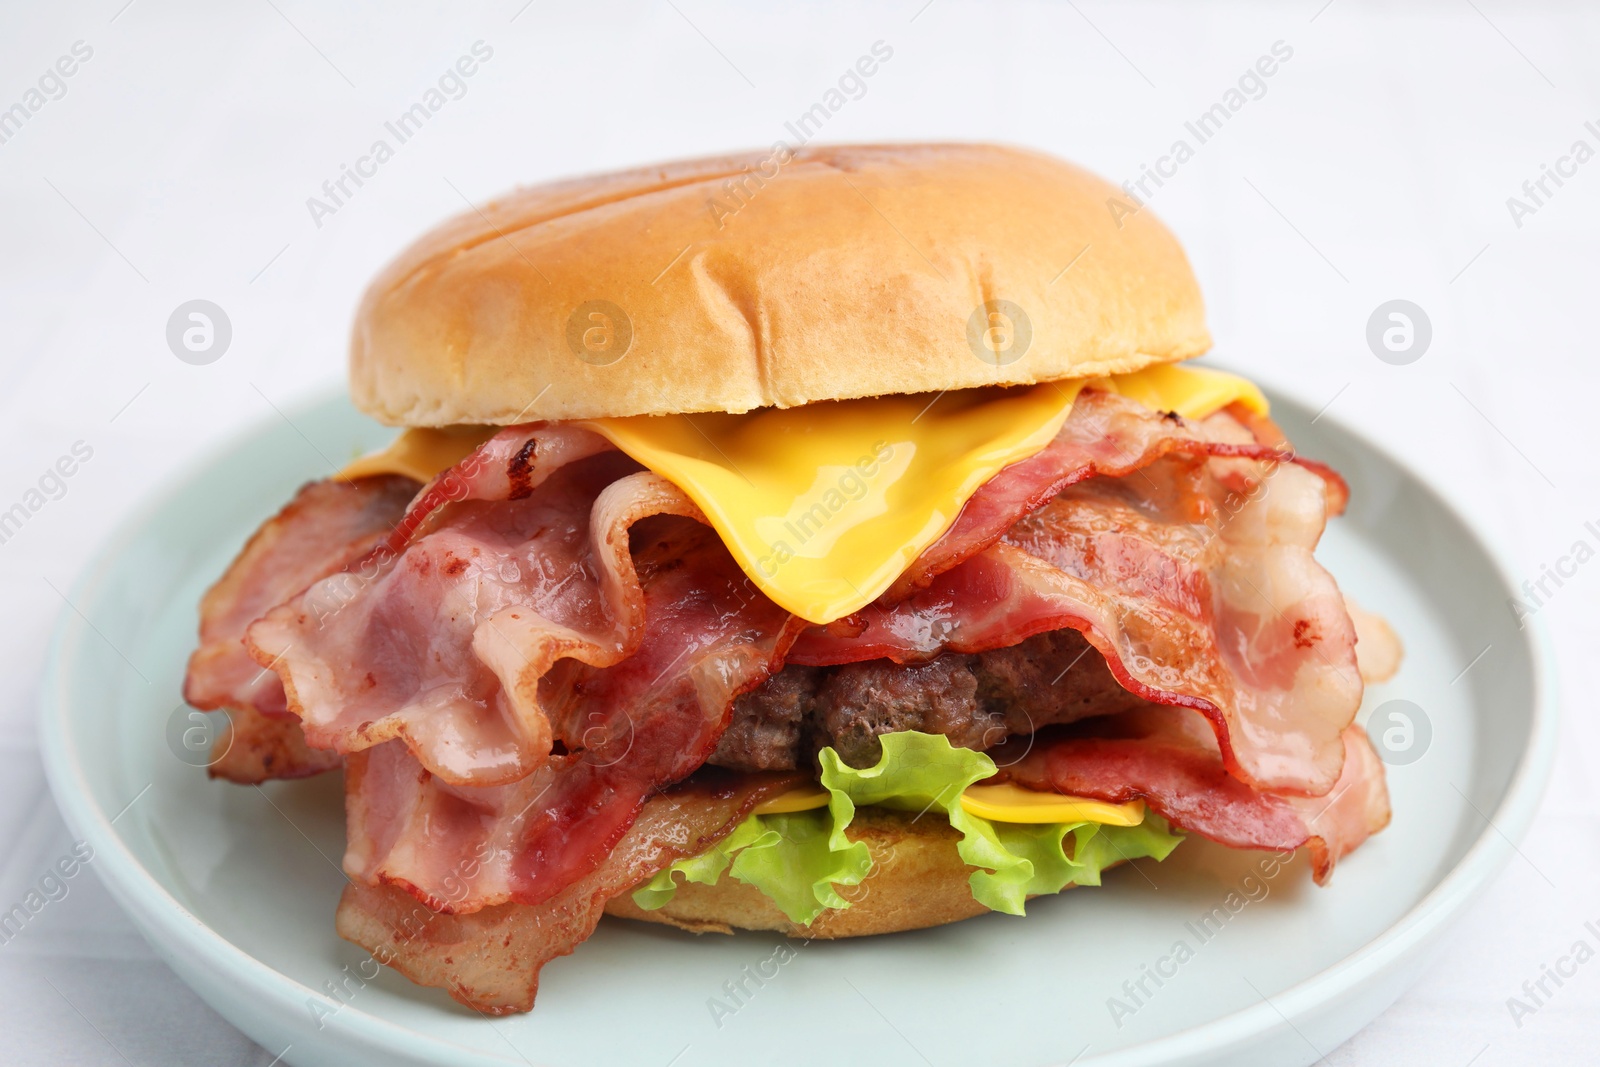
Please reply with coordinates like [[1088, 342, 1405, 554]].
[[602, 807, 1107, 938], [351, 144, 1210, 426]]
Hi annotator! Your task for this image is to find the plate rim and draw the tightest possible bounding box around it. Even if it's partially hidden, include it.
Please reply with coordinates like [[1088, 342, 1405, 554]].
[[37, 383, 1559, 1067]]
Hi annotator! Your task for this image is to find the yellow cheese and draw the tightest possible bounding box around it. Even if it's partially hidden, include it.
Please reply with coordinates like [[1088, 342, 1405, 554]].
[[338, 425, 494, 483], [1103, 363, 1267, 421], [957, 782, 1146, 826], [337, 364, 1266, 623], [751, 781, 1147, 827]]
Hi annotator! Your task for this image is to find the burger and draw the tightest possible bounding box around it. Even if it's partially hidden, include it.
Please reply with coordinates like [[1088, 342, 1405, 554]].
[[183, 143, 1400, 1014]]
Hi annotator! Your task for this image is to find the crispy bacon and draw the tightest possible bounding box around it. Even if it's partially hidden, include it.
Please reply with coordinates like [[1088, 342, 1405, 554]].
[[1348, 597, 1404, 684], [339, 513, 802, 909], [995, 709, 1391, 883], [248, 450, 645, 786], [887, 393, 1346, 598], [375, 422, 616, 553], [185, 475, 418, 717], [207, 703, 341, 784], [335, 766, 803, 1013]]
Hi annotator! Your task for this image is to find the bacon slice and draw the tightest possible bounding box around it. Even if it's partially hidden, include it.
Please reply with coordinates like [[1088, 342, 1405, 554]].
[[1347, 596, 1403, 684], [887, 394, 1347, 599], [373, 422, 617, 554], [996, 709, 1390, 883], [185, 475, 418, 717], [338, 514, 801, 909], [335, 766, 802, 1013], [207, 704, 341, 783], [249, 449, 640, 786], [243, 425, 633, 786]]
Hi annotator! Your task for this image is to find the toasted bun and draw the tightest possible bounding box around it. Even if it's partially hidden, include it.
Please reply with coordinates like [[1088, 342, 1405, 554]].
[[603, 807, 1102, 938], [352, 143, 1209, 426]]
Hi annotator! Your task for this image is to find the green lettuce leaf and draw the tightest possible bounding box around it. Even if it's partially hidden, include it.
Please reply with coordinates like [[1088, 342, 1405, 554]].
[[631, 816, 776, 910], [727, 811, 872, 922], [631, 731, 1183, 924]]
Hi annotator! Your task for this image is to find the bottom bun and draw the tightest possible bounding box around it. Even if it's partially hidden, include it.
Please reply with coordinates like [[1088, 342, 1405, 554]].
[[604, 807, 1105, 938]]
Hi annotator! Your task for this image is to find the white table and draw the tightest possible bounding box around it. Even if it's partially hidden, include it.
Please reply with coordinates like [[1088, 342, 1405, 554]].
[[1, 2, 1595, 1063]]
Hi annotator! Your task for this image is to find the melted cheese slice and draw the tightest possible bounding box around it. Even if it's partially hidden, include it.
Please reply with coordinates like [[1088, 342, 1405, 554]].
[[338, 425, 498, 483], [752, 781, 1147, 826], [1100, 362, 1267, 422], [338, 364, 1266, 623], [589, 381, 1093, 624]]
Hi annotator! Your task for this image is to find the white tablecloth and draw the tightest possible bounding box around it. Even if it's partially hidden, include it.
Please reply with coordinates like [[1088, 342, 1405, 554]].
[[2, 1, 1596, 1063]]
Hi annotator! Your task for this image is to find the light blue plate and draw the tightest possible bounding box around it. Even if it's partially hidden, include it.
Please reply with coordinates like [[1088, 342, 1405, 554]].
[[39, 388, 1555, 1067]]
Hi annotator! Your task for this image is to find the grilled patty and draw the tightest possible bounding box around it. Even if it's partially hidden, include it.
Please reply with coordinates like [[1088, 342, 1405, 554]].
[[710, 628, 1153, 771]]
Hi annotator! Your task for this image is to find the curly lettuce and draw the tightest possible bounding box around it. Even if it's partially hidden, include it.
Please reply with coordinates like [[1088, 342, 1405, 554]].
[[632, 731, 1183, 924]]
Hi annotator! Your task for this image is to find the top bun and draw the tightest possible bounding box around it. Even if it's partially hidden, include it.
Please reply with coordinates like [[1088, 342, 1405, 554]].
[[351, 143, 1210, 426]]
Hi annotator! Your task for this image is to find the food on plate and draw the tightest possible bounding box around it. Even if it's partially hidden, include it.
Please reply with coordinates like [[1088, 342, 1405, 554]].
[[183, 143, 1401, 1014]]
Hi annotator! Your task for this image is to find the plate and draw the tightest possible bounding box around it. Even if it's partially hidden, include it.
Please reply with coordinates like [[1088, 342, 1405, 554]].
[[39, 386, 1555, 1067]]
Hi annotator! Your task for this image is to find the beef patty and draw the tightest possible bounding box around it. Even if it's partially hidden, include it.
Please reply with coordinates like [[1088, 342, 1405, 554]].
[[710, 628, 1154, 771]]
